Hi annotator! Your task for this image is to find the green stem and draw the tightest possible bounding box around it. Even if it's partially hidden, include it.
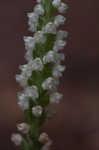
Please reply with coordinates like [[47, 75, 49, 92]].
[[21, 139, 30, 150]]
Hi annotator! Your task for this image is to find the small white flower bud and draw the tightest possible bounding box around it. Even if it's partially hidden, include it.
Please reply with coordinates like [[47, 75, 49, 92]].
[[32, 105, 43, 117], [17, 123, 30, 134], [43, 51, 56, 64], [19, 64, 32, 77], [18, 99, 29, 110], [39, 133, 49, 144], [57, 30, 68, 40], [34, 31, 46, 44], [53, 40, 67, 51], [42, 22, 56, 34], [50, 92, 63, 104], [51, 53, 65, 64], [41, 139, 52, 150], [11, 134, 22, 146], [27, 12, 39, 32], [52, 65, 66, 78], [34, 4, 44, 16], [16, 74, 28, 87], [25, 50, 33, 62], [43, 51, 64, 64], [37, 0, 42, 3], [52, 0, 61, 8], [17, 92, 29, 110], [42, 77, 56, 90], [29, 58, 44, 71], [24, 86, 39, 101], [54, 15, 66, 27], [27, 12, 38, 23], [58, 3, 68, 13], [24, 36, 35, 51]]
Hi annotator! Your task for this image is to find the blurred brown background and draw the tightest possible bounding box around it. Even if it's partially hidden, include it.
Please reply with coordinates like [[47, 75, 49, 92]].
[[0, 0, 99, 150]]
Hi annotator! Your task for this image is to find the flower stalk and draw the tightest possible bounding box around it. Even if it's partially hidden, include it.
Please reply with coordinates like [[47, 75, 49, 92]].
[[11, 0, 68, 150]]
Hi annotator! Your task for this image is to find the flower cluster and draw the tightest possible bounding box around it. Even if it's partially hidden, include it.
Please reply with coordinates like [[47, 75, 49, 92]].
[[11, 0, 68, 150]]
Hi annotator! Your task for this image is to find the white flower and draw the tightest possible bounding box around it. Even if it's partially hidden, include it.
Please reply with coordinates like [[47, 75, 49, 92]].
[[23, 58, 43, 73], [42, 22, 56, 34], [27, 12, 38, 23], [24, 36, 35, 51], [17, 123, 30, 134], [39, 133, 49, 144], [37, 0, 42, 3], [30, 58, 44, 71], [43, 51, 56, 64], [16, 74, 28, 87], [24, 36, 35, 61], [54, 15, 66, 27], [21, 58, 43, 73], [19, 64, 32, 77], [32, 105, 43, 117], [58, 2, 68, 13], [34, 4, 44, 16], [41, 140, 52, 150], [11, 134, 22, 146], [16, 67, 30, 87], [25, 50, 33, 62], [16, 58, 43, 87], [16, 64, 32, 87], [18, 100, 29, 110], [18, 92, 27, 101], [42, 77, 57, 90], [24, 86, 39, 100], [53, 40, 67, 51], [51, 52, 65, 64], [50, 92, 63, 103], [43, 51, 65, 64], [57, 30, 68, 40], [24, 32, 46, 56], [54, 53, 65, 64], [52, 65, 66, 78], [52, 0, 61, 8], [17, 92, 29, 110], [27, 12, 39, 32], [34, 31, 46, 44]]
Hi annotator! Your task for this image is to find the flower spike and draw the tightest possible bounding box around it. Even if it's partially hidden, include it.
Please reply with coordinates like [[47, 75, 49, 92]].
[[11, 0, 69, 149]]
